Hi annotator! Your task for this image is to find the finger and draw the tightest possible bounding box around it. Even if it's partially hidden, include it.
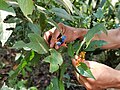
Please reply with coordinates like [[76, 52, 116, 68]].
[[83, 61, 90, 68], [50, 29, 61, 48], [43, 31, 52, 44], [72, 58, 77, 67], [55, 44, 60, 49], [50, 23, 66, 48], [79, 75, 93, 90], [74, 71, 84, 86], [43, 27, 56, 44], [72, 59, 93, 89], [75, 71, 92, 90]]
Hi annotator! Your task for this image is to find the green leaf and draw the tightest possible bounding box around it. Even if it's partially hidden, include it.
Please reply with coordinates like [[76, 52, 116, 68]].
[[76, 23, 107, 54], [25, 66, 32, 72], [85, 40, 107, 51], [10, 51, 35, 79], [27, 33, 49, 54], [76, 62, 95, 79], [46, 76, 65, 90], [59, 80, 65, 90], [48, 18, 63, 35], [46, 82, 53, 90], [12, 33, 49, 54], [61, 0, 74, 13], [46, 77, 59, 90], [51, 8, 73, 21], [22, 68, 26, 77], [84, 23, 107, 47], [0, 0, 14, 12], [52, 77, 59, 90], [44, 49, 63, 73], [31, 53, 41, 65], [12, 41, 26, 49], [99, 0, 106, 8], [39, 12, 47, 31], [116, 6, 120, 22], [60, 64, 67, 80], [68, 43, 74, 57], [29, 87, 38, 90], [17, 0, 34, 16], [93, 7, 104, 19], [28, 22, 41, 35]]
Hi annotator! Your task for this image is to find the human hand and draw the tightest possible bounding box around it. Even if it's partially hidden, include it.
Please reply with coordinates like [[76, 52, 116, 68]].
[[44, 23, 85, 49], [72, 59, 120, 90]]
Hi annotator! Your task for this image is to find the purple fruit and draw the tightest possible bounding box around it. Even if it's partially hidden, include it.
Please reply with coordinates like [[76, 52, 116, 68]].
[[56, 42, 62, 46], [61, 35, 66, 42]]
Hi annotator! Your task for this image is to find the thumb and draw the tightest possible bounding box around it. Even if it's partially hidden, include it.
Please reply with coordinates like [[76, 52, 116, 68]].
[[72, 58, 76, 67], [74, 71, 92, 90]]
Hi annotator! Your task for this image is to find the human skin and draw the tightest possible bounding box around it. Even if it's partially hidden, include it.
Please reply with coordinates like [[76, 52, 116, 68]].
[[44, 23, 120, 90]]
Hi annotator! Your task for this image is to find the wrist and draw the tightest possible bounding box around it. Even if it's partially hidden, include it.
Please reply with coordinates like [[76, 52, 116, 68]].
[[106, 69, 120, 88], [75, 28, 87, 40], [115, 70, 120, 88]]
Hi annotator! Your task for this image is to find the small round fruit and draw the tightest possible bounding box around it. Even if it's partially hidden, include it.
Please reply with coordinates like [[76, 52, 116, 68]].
[[61, 35, 66, 42], [56, 42, 62, 46]]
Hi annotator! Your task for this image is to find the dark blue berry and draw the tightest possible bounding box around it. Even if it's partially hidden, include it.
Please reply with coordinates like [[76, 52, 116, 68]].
[[61, 35, 66, 43], [56, 42, 62, 46]]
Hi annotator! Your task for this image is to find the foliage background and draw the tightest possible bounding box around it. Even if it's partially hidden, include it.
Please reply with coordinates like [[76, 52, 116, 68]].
[[0, 0, 120, 90]]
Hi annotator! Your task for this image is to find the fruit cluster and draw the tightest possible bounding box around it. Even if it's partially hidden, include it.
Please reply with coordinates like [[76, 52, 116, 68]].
[[56, 35, 66, 46], [75, 51, 86, 67]]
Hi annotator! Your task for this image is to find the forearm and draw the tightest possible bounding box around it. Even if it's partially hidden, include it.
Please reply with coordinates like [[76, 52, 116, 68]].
[[93, 28, 120, 49], [115, 70, 120, 88], [107, 70, 120, 88], [76, 28, 120, 49]]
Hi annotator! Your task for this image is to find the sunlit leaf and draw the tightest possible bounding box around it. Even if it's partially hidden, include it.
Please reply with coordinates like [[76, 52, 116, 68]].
[[62, 0, 74, 13], [0, 10, 16, 46], [44, 49, 63, 73], [17, 0, 33, 16], [76, 62, 95, 79], [35, 4, 46, 13], [0, 1, 15, 46]]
